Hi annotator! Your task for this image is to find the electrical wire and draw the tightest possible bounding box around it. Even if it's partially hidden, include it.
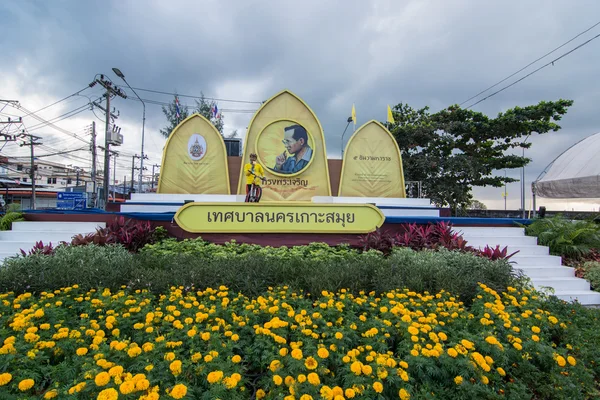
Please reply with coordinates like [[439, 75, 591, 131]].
[[116, 85, 263, 105], [124, 96, 258, 113], [465, 32, 600, 109]]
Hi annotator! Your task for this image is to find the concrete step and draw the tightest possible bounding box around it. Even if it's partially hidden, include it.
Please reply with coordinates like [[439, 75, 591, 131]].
[[501, 245, 548, 256], [453, 227, 525, 237], [514, 266, 575, 278], [463, 236, 538, 246], [0, 231, 81, 243], [12, 221, 105, 232], [510, 255, 562, 266], [552, 291, 600, 306], [532, 277, 590, 291]]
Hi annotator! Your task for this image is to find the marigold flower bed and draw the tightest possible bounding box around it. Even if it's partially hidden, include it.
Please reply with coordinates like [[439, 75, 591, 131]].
[[0, 284, 593, 399]]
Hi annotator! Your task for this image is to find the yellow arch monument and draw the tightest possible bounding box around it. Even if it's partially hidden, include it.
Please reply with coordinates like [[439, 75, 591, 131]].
[[157, 113, 230, 194], [338, 120, 406, 198], [237, 90, 332, 201]]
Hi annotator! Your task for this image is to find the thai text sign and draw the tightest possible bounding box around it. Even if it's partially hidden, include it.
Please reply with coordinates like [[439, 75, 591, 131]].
[[174, 203, 385, 233]]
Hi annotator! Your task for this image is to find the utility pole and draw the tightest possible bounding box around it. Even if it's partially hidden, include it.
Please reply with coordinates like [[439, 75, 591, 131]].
[[151, 164, 160, 189], [19, 134, 42, 210], [131, 154, 141, 194], [89, 121, 97, 207], [123, 176, 127, 198], [89, 75, 126, 209], [112, 150, 118, 200]]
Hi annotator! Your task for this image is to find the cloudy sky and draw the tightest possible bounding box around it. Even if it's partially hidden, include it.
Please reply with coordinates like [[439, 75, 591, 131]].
[[1, 0, 599, 210]]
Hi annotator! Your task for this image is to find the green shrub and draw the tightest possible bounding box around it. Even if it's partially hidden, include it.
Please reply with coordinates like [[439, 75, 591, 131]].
[[1, 242, 519, 303], [582, 261, 600, 291], [0, 244, 133, 293], [523, 215, 600, 259], [0, 211, 24, 231]]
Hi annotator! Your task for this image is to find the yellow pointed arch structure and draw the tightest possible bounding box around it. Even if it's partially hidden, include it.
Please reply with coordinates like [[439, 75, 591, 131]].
[[158, 113, 230, 194], [237, 90, 332, 201], [338, 120, 406, 198]]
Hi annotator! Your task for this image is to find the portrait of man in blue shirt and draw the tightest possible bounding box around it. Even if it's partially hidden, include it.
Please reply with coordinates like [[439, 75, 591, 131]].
[[273, 124, 313, 174]]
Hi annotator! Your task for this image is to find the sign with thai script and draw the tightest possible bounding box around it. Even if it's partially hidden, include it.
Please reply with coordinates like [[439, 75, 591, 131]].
[[174, 203, 385, 233], [57, 192, 86, 210], [339, 120, 406, 198]]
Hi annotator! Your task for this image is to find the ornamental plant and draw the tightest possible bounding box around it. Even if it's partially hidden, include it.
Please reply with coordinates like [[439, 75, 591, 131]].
[[0, 284, 595, 399]]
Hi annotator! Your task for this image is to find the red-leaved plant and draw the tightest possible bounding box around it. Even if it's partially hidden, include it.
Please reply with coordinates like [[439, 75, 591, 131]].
[[20, 241, 59, 257], [70, 217, 156, 253], [359, 222, 519, 261]]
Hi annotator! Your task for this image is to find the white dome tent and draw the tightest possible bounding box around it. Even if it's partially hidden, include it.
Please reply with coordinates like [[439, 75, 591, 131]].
[[533, 131, 600, 213]]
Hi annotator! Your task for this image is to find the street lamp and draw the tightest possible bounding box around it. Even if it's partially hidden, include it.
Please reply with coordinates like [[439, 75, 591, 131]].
[[521, 135, 531, 219], [340, 117, 353, 158], [112, 67, 146, 194]]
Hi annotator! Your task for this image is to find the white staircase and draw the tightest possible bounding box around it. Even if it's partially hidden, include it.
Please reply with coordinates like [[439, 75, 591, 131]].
[[454, 226, 600, 305], [0, 221, 106, 264]]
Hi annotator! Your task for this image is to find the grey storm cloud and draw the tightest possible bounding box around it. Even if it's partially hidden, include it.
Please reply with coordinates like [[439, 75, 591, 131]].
[[1, 0, 599, 208]]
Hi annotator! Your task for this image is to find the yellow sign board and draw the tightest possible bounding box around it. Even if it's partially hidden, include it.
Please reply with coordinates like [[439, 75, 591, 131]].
[[158, 114, 230, 194], [237, 90, 332, 201], [174, 203, 385, 233], [339, 120, 406, 198]]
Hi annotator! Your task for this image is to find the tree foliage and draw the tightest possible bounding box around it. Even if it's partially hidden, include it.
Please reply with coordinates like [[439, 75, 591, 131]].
[[388, 100, 573, 213], [160, 94, 227, 138]]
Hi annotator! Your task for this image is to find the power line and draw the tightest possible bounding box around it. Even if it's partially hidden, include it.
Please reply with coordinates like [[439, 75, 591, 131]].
[[116, 85, 263, 105], [465, 32, 600, 109], [124, 95, 258, 113], [461, 21, 600, 106], [28, 86, 92, 114]]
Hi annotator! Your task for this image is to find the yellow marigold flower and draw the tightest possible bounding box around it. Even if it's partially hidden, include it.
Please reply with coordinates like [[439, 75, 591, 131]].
[[256, 389, 266, 399], [400, 361, 409, 369], [145, 365, 154, 372], [270, 360, 281, 372], [438, 332, 448, 341], [350, 361, 362, 375], [532, 335, 540, 342], [454, 376, 463, 385], [108, 365, 123, 377], [556, 355, 567, 367], [76, 347, 88, 356], [567, 356, 576, 366], [201, 332, 211, 341], [204, 354, 213, 363], [165, 352, 176, 361], [0, 372, 12, 386], [43, 389, 58, 399], [361, 364, 373, 375], [127, 347, 141, 358], [231, 334, 240, 341], [97, 387, 119, 400], [305, 356, 318, 370], [447, 348, 458, 358], [307, 372, 320, 385], [207, 370, 224, 384], [318, 348, 330, 359], [273, 375, 283, 386], [548, 316, 558, 324], [291, 348, 303, 360], [407, 326, 419, 336], [399, 388, 411, 400], [410, 349, 419, 357], [300, 395, 314, 400], [18, 379, 35, 391], [135, 379, 150, 391], [335, 332, 344, 339], [94, 372, 111, 386], [497, 367, 506, 376], [298, 374, 307, 383], [119, 381, 135, 395], [345, 388, 356, 398], [513, 343, 523, 351], [170, 360, 182, 376], [169, 383, 188, 399], [373, 381, 383, 393], [232, 355, 242, 363], [532, 326, 541, 333], [279, 348, 288, 356]]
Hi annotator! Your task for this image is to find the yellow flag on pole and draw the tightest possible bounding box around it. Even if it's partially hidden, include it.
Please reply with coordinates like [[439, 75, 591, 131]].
[[351, 104, 356, 126], [387, 105, 395, 123]]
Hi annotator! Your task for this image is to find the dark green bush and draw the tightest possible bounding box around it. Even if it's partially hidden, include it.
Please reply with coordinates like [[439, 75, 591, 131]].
[[0, 241, 519, 303], [582, 261, 600, 291], [523, 215, 600, 259], [0, 211, 24, 231]]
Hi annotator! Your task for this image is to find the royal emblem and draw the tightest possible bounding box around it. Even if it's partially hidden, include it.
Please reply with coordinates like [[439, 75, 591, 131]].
[[187, 134, 207, 161]]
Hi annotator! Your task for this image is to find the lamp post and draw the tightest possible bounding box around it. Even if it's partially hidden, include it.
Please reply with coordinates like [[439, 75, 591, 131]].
[[340, 117, 353, 158], [521, 135, 531, 219], [112, 67, 146, 194]]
